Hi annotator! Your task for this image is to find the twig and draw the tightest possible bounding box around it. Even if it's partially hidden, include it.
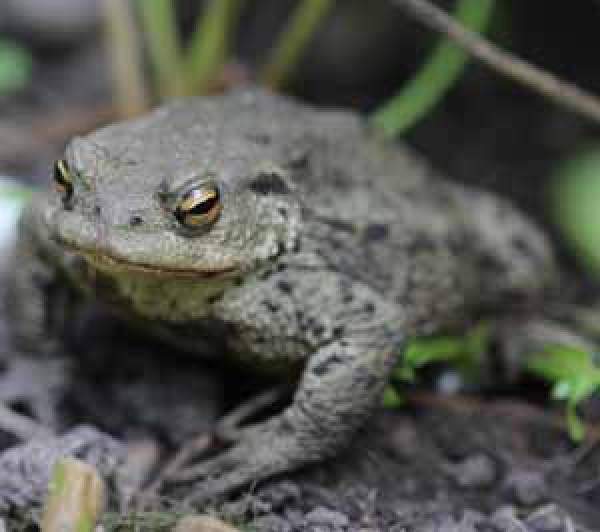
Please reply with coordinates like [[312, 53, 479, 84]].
[[408, 391, 600, 442], [389, 0, 600, 126]]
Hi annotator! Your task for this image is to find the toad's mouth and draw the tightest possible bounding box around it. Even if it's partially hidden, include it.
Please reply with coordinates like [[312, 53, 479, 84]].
[[60, 241, 239, 280], [47, 208, 241, 280]]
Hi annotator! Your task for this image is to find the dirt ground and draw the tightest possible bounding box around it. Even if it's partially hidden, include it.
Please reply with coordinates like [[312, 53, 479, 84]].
[[2, 1, 600, 530], [1, 311, 600, 531]]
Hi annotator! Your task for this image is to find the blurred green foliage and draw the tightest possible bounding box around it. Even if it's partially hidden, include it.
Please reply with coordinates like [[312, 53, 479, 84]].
[[136, 0, 243, 97], [386, 326, 600, 441], [552, 148, 600, 277], [0, 180, 34, 201], [0, 39, 32, 94], [131, 0, 329, 104], [383, 324, 489, 408]]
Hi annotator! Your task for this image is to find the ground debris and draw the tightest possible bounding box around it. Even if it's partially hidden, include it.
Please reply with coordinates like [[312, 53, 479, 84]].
[[174, 515, 241, 532], [0, 425, 122, 514]]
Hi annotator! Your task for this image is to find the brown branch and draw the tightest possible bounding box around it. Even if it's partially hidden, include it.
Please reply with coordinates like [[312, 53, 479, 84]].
[[390, 0, 600, 125]]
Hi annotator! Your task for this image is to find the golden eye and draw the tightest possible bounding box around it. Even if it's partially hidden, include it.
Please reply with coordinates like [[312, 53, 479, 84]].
[[174, 184, 222, 229], [53, 159, 73, 203]]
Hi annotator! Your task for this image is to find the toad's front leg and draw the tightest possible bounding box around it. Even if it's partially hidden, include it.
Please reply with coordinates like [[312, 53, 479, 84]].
[[173, 273, 404, 505], [178, 335, 401, 505]]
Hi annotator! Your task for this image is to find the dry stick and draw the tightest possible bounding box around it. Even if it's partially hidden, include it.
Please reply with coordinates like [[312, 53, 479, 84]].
[[390, 0, 600, 126]]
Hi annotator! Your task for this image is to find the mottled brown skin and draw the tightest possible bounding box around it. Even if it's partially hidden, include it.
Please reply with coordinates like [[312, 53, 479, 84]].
[[5, 89, 557, 502]]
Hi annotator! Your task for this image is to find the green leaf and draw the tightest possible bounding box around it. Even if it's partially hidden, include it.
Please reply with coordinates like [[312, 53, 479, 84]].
[[528, 344, 600, 441], [402, 323, 489, 373], [404, 336, 465, 367], [528, 345, 600, 383], [0, 39, 33, 94]]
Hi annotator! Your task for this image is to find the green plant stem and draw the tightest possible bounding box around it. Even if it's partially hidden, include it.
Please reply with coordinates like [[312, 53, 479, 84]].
[[261, 0, 334, 89], [102, 0, 149, 117], [185, 0, 244, 94], [371, 0, 494, 138], [137, 0, 185, 98]]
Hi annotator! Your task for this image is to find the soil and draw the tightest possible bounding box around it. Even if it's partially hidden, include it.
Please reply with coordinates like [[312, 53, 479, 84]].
[[1, 316, 599, 531], [2, 1, 600, 530]]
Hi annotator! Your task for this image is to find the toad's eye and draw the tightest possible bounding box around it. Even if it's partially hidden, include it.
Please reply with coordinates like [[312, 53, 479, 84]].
[[174, 183, 222, 229], [53, 159, 73, 203]]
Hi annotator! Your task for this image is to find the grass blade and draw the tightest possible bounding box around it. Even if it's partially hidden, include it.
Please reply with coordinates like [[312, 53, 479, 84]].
[[137, 0, 185, 98], [371, 0, 494, 138], [185, 0, 245, 94], [261, 0, 334, 89]]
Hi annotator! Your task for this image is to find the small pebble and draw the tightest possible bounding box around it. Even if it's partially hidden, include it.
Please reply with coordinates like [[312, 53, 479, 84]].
[[504, 471, 547, 506], [257, 480, 301, 510], [525, 504, 571, 532], [249, 515, 292, 532], [451, 453, 497, 488], [305, 507, 350, 528], [174, 515, 240, 532], [489, 506, 525, 532]]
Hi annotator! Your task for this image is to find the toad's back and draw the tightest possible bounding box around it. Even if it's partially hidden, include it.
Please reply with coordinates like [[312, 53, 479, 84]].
[[194, 91, 557, 334]]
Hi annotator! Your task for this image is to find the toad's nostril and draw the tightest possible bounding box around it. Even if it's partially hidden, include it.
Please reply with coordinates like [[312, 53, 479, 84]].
[[130, 215, 144, 227]]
